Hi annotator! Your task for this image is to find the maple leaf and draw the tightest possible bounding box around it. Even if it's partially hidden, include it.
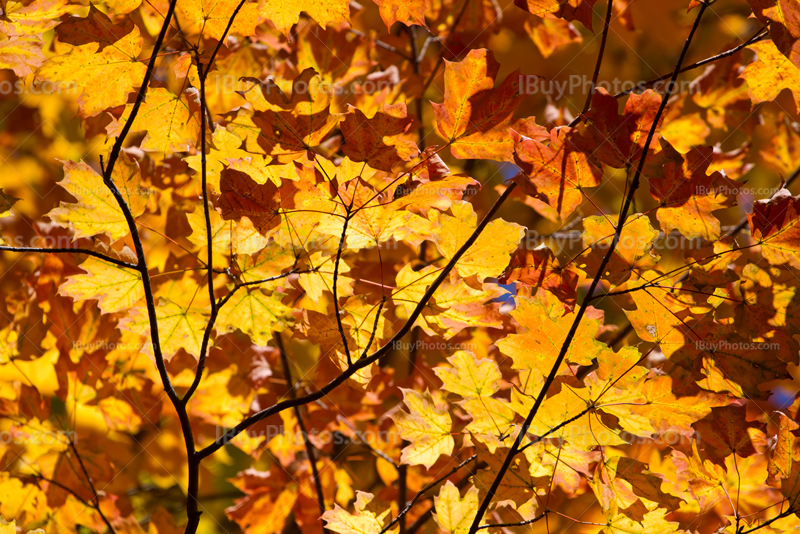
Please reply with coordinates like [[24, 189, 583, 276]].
[[514, 0, 598, 29], [56, 5, 134, 52], [389, 388, 454, 468], [578, 214, 661, 287], [218, 168, 281, 235], [58, 257, 142, 314], [0, 30, 45, 76], [35, 26, 147, 117], [741, 40, 800, 113], [433, 481, 481, 534], [593, 456, 684, 517], [47, 156, 147, 241], [432, 49, 542, 162], [525, 16, 583, 58], [215, 289, 291, 346], [474, 441, 539, 507], [747, 188, 800, 269], [107, 87, 202, 154], [373, 0, 428, 29], [748, 0, 800, 68], [430, 201, 524, 280], [322, 491, 396, 534], [433, 350, 501, 398], [768, 411, 799, 485], [119, 298, 209, 360], [340, 103, 419, 172], [500, 244, 579, 310], [511, 126, 602, 221], [649, 145, 742, 240], [498, 294, 603, 394], [691, 406, 762, 466], [177, 0, 262, 41], [584, 88, 666, 168], [257, 0, 351, 36]]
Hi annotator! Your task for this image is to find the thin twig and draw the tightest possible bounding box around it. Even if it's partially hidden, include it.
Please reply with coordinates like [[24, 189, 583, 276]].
[[568, 0, 614, 127], [0, 246, 136, 269], [613, 26, 768, 98]]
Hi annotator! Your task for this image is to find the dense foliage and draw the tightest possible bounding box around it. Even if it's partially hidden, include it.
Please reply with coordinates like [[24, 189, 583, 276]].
[[1, 0, 800, 533]]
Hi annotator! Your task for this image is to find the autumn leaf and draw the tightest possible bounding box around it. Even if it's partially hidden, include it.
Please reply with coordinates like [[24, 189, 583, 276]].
[[390, 389, 454, 468], [691, 405, 762, 466], [322, 491, 396, 534], [340, 103, 419, 172], [258, 0, 351, 36], [741, 39, 800, 113], [372, 0, 428, 29], [747, 188, 800, 269], [119, 298, 209, 359], [511, 126, 602, 221], [48, 156, 147, 241], [177, 0, 262, 41], [56, 5, 134, 52], [430, 201, 524, 280], [433, 482, 481, 534], [218, 168, 281, 234], [58, 257, 142, 314], [433, 350, 501, 398], [107, 87, 202, 154], [649, 145, 742, 240], [35, 26, 147, 117], [432, 49, 541, 162]]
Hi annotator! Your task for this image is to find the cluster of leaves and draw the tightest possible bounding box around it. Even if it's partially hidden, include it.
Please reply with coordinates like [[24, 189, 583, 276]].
[[1, 0, 800, 533]]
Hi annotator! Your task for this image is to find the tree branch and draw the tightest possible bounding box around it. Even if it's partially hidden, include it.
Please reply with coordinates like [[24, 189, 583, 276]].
[[466, 5, 709, 532]]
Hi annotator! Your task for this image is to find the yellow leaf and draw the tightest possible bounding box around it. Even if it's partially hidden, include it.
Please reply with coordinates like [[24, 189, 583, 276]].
[[35, 26, 147, 117], [109, 87, 201, 154], [390, 389, 454, 468], [433, 481, 481, 534], [48, 157, 147, 241], [120, 299, 209, 359], [258, 0, 350, 36], [434, 350, 501, 398], [58, 257, 143, 314], [322, 491, 396, 534], [177, 0, 262, 41], [741, 40, 800, 113], [431, 201, 524, 280], [215, 289, 291, 346]]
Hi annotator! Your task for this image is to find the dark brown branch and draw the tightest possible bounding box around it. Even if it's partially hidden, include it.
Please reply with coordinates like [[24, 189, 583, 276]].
[[196, 182, 519, 460], [333, 210, 354, 366], [276, 332, 326, 519], [97, 2, 202, 532], [466, 5, 709, 533], [0, 246, 136, 269], [568, 0, 613, 127], [738, 508, 798, 534]]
